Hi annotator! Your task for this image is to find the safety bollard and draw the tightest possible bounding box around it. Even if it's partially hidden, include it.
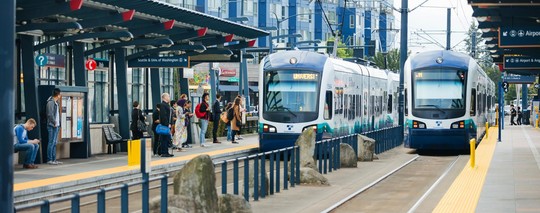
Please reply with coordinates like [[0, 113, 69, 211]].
[[470, 139, 476, 168], [485, 122, 489, 138]]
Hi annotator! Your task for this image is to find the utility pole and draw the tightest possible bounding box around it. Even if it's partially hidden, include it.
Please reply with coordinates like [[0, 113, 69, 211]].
[[446, 8, 451, 50], [399, 0, 408, 144]]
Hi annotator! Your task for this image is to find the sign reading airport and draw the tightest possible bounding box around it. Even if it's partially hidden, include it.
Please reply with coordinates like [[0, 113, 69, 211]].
[[503, 55, 540, 69], [128, 56, 190, 68], [499, 26, 540, 47]]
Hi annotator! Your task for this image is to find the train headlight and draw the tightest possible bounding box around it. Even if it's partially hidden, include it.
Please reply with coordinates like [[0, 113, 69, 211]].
[[451, 121, 465, 129], [263, 124, 277, 133], [413, 121, 426, 129], [302, 125, 317, 132]]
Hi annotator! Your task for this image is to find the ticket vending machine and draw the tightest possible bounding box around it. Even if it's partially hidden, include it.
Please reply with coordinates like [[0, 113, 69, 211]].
[[38, 85, 89, 163]]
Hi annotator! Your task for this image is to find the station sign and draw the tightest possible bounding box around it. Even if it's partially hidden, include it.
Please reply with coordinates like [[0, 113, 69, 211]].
[[128, 56, 190, 68], [93, 58, 109, 71], [86, 58, 97, 71], [503, 55, 540, 70], [219, 68, 236, 77], [228, 77, 239, 82], [502, 75, 536, 84], [35, 53, 65, 68], [499, 26, 540, 47]]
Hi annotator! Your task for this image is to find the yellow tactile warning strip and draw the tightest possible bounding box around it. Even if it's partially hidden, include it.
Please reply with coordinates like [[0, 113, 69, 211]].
[[433, 127, 497, 213], [14, 144, 258, 192]]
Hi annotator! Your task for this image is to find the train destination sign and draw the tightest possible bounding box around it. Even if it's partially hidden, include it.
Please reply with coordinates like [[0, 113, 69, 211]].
[[503, 55, 540, 70], [128, 56, 190, 68], [499, 26, 540, 47]]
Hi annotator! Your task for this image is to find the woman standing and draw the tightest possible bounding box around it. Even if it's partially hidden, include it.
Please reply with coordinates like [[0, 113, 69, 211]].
[[224, 102, 233, 142], [173, 99, 190, 151], [231, 98, 242, 144], [130, 101, 146, 139]]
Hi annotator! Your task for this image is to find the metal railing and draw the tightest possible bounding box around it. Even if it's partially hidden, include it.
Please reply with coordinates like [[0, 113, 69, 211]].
[[215, 146, 301, 202], [362, 126, 402, 154], [14, 175, 169, 213], [315, 134, 359, 174]]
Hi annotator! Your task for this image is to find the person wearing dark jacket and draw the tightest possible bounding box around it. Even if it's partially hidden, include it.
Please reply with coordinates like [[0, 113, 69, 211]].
[[159, 93, 174, 157], [212, 94, 222, 143], [130, 101, 146, 139], [151, 103, 162, 155]]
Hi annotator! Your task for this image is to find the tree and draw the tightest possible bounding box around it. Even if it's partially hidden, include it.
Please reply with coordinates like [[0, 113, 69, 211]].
[[372, 49, 400, 72], [327, 37, 353, 58]]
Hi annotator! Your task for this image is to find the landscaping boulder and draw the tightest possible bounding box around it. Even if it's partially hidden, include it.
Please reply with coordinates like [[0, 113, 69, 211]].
[[173, 154, 218, 213], [340, 143, 357, 167], [295, 129, 317, 170], [299, 167, 330, 186], [218, 194, 252, 213], [358, 135, 376, 161]]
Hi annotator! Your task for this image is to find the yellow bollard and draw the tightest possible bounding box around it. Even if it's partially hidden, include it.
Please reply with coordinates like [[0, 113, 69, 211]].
[[470, 139, 476, 168], [485, 122, 489, 138]]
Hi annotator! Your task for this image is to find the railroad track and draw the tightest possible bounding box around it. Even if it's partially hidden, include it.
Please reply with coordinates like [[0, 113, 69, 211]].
[[324, 153, 466, 213]]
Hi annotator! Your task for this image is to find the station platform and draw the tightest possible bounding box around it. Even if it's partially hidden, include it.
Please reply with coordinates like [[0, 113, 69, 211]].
[[13, 134, 259, 204]]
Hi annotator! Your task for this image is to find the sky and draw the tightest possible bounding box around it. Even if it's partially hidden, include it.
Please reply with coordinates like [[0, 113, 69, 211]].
[[392, 0, 475, 54]]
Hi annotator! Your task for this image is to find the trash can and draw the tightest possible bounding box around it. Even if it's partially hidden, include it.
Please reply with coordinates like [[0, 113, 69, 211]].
[[128, 139, 141, 166], [522, 110, 530, 125]]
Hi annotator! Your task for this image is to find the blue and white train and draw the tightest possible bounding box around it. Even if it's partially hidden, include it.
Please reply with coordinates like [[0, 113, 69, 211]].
[[403, 50, 496, 150], [258, 50, 399, 152]]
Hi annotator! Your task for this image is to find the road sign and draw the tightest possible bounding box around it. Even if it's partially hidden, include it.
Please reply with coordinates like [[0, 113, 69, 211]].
[[499, 26, 540, 47], [85, 58, 97, 71], [503, 55, 540, 70], [128, 56, 190, 68], [35, 54, 48, 66]]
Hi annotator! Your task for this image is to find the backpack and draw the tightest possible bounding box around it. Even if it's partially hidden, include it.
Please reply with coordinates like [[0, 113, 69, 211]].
[[227, 107, 234, 121], [195, 103, 206, 119]]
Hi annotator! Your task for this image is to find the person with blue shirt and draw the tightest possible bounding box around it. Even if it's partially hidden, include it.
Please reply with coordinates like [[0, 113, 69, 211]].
[[14, 119, 40, 169]]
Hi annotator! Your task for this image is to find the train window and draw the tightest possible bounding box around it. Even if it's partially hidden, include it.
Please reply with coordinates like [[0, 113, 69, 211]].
[[324, 91, 332, 120], [388, 94, 393, 113], [471, 88, 476, 116], [356, 94, 361, 118], [350, 94, 355, 120]]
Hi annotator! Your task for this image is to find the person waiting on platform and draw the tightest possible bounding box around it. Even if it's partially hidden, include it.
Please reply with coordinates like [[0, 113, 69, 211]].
[[151, 103, 162, 156], [517, 106, 523, 125], [231, 97, 242, 144], [510, 105, 517, 125], [130, 101, 146, 140], [212, 94, 223, 144], [181, 100, 194, 148], [196, 93, 211, 147], [159, 93, 174, 157], [46, 88, 62, 165], [14, 119, 40, 169]]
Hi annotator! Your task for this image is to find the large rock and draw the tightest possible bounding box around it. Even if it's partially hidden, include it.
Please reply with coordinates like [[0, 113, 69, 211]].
[[295, 129, 317, 170], [299, 167, 330, 186], [340, 143, 357, 167], [358, 135, 376, 161], [149, 195, 200, 213], [242, 163, 270, 199], [218, 194, 252, 213], [173, 154, 218, 213]]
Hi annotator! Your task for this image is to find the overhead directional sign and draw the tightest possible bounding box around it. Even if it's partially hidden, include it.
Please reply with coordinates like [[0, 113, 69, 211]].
[[35, 53, 65, 68], [128, 56, 190, 68], [35, 54, 48, 66], [502, 75, 536, 84], [503, 55, 540, 70], [499, 26, 540, 47]]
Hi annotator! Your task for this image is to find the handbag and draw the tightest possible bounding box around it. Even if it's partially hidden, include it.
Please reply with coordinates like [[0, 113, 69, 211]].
[[137, 120, 147, 132], [156, 124, 171, 135]]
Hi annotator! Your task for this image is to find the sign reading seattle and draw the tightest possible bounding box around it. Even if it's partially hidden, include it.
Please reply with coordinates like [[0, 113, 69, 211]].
[[503, 55, 540, 69], [128, 56, 190, 68], [499, 26, 540, 47]]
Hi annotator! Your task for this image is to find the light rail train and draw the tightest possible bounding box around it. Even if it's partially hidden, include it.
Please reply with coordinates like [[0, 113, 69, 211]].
[[258, 50, 399, 152], [403, 50, 496, 150]]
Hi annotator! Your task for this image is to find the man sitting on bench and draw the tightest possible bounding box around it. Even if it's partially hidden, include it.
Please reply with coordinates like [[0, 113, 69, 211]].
[[14, 118, 40, 169]]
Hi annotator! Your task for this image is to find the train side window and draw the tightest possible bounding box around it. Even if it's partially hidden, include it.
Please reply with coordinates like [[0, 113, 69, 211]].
[[405, 89, 408, 116], [324, 91, 332, 120], [388, 94, 393, 113], [471, 89, 477, 116]]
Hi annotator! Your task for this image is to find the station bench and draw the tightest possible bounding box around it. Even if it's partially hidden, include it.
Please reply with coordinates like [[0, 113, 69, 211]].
[[102, 125, 127, 154]]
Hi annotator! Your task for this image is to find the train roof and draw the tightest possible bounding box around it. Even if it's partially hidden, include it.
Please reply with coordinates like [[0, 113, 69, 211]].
[[364, 66, 388, 79], [329, 58, 363, 75], [387, 71, 399, 81], [408, 50, 472, 71], [263, 50, 328, 72]]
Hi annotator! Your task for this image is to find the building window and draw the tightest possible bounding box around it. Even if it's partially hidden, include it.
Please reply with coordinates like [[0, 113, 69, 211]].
[[160, 68, 174, 98], [244, 0, 254, 15], [350, 15, 354, 28], [88, 71, 109, 123], [130, 68, 145, 111], [253, 2, 258, 16]]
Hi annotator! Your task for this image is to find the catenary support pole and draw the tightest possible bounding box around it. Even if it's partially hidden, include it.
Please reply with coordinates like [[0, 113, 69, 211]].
[[399, 0, 408, 143]]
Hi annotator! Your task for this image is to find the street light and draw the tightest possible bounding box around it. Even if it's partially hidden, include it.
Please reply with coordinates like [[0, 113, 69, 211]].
[[271, 12, 313, 43]]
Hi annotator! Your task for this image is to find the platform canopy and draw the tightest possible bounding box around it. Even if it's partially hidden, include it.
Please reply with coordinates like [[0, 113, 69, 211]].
[[16, 0, 268, 58], [469, 0, 540, 75]]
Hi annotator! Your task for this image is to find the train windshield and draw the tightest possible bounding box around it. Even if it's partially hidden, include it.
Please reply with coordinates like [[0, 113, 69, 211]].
[[263, 70, 320, 123], [412, 69, 466, 116]]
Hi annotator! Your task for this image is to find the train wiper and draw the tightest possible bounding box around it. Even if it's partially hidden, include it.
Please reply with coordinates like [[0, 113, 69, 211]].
[[417, 104, 446, 114], [281, 107, 297, 117]]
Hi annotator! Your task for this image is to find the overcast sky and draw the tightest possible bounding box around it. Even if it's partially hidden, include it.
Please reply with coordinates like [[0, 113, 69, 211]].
[[392, 0, 475, 54]]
